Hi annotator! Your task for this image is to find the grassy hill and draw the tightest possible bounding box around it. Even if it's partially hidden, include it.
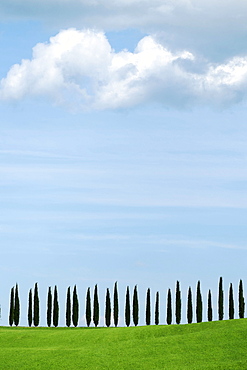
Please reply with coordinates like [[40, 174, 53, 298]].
[[0, 319, 246, 369]]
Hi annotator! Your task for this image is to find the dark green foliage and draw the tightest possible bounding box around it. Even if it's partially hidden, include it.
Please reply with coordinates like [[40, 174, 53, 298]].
[[85, 287, 91, 327], [113, 282, 119, 327], [132, 285, 139, 326], [47, 287, 52, 327], [33, 283, 39, 327], [187, 287, 193, 324], [72, 285, 79, 327], [238, 279, 245, 319], [125, 286, 130, 327], [28, 289, 32, 327], [167, 288, 172, 325], [175, 281, 181, 325], [229, 283, 234, 320], [155, 291, 159, 325], [9, 286, 14, 327], [93, 284, 99, 327], [53, 285, 59, 327], [145, 288, 151, 325], [196, 281, 203, 323], [66, 287, 71, 327], [218, 277, 224, 320], [208, 289, 213, 322], [105, 288, 111, 327], [14, 283, 20, 326]]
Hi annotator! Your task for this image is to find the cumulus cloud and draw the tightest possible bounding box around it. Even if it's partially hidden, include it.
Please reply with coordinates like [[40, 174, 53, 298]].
[[1, 28, 247, 110], [0, 1, 247, 59]]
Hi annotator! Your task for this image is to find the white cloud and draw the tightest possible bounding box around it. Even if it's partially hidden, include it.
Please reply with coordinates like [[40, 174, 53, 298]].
[[1, 28, 247, 110], [0, 29, 112, 107], [1, 1, 247, 59]]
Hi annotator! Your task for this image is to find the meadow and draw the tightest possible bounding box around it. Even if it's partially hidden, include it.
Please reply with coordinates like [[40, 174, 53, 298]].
[[0, 319, 246, 369]]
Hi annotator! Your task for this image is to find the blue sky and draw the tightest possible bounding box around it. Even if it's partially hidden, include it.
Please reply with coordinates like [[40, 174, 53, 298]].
[[0, 1, 247, 327]]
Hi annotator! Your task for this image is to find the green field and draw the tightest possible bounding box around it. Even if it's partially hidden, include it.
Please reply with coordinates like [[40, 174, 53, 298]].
[[0, 319, 246, 369]]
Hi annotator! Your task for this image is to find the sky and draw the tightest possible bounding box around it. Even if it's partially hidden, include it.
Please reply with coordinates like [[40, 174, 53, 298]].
[[0, 0, 247, 327]]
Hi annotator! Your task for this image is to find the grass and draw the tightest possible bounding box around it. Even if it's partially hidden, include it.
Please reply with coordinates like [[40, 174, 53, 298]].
[[0, 319, 246, 369]]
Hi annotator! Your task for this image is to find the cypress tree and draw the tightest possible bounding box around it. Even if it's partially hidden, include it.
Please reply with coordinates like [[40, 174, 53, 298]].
[[146, 288, 151, 325], [155, 291, 159, 325], [113, 282, 119, 327], [72, 285, 79, 327], [93, 284, 99, 327], [66, 287, 71, 327], [85, 287, 91, 327], [33, 283, 39, 327], [218, 277, 224, 320], [125, 286, 130, 327], [28, 289, 32, 327], [53, 285, 59, 327], [238, 279, 245, 319], [167, 288, 172, 325], [187, 287, 193, 324], [229, 283, 234, 320], [208, 289, 213, 322], [9, 286, 14, 327], [47, 287, 52, 327], [132, 285, 139, 326], [14, 283, 20, 326], [105, 288, 111, 327], [175, 281, 181, 325], [196, 281, 203, 323]]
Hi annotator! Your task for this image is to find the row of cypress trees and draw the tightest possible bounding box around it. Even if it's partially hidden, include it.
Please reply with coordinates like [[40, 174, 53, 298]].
[[168, 278, 244, 325], [9, 277, 245, 327]]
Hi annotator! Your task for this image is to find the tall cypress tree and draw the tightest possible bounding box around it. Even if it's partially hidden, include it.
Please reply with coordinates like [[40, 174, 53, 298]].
[[218, 277, 224, 320], [187, 287, 193, 324], [155, 291, 159, 325], [33, 283, 39, 327], [14, 283, 20, 326], [9, 286, 14, 327], [167, 288, 172, 325], [72, 285, 79, 327], [133, 285, 139, 326], [28, 289, 32, 327], [93, 284, 99, 327], [175, 281, 181, 325], [47, 287, 52, 327], [238, 279, 245, 319], [85, 287, 91, 327], [105, 288, 111, 327], [113, 282, 119, 327], [146, 288, 151, 325], [229, 283, 234, 320], [196, 281, 203, 323], [53, 285, 59, 327], [125, 286, 130, 327], [66, 287, 71, 327], [208, 289, 213, 322]]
